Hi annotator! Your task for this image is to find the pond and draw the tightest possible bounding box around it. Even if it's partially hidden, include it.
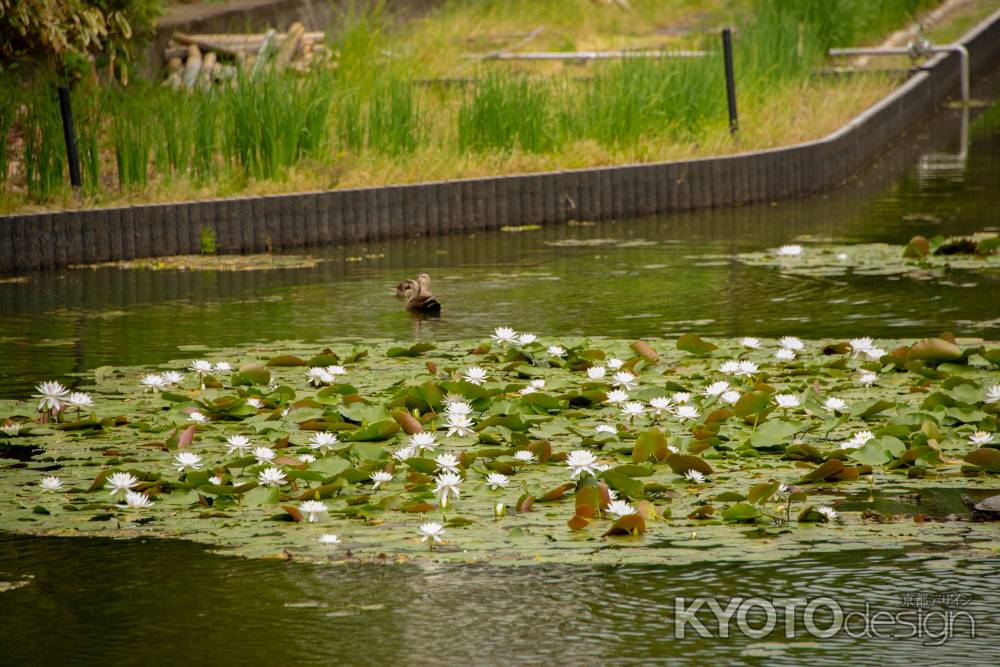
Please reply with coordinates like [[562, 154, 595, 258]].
[[1, 533, 997, 664], [2, 72, 1000, 662]]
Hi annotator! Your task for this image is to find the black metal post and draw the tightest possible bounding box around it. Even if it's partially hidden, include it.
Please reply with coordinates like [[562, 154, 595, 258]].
[[722, 28, 739, 136], [57, 85, 82, 189]]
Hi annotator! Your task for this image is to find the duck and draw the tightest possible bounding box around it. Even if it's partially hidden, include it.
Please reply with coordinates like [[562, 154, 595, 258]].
[[396, 273, 441, 313]]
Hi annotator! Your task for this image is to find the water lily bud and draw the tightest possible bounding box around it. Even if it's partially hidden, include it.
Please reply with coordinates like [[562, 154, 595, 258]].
[[494, 502, 507, 518]]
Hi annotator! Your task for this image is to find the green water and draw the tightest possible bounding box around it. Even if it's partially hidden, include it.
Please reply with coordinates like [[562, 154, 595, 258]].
[[2, 76, 1000, 663]]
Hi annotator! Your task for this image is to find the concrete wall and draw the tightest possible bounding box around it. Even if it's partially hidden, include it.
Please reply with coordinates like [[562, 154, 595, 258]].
[[2, 9, 999, 274]]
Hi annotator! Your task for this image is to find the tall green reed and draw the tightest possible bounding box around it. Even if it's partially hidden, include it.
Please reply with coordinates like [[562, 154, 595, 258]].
[[367, 77, 421, 155], [223, 69, 334, 180], [458, 73, 556, 153], [24, 88, 66, 202], [0, 82, 15, 193], [111, 93, 153, 190], [73, 86, 103, 196]]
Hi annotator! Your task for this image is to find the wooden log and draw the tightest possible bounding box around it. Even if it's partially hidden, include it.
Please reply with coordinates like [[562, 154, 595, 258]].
[[274, 22, 305, 71], [198, 52, 217, 89], [182, 45, 202, 89]]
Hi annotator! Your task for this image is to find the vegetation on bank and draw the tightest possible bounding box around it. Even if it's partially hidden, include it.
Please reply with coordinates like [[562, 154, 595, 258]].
[[2, 0, 993, 214]]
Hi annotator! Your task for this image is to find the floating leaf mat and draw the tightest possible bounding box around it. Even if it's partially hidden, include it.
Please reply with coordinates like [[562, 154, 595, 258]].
[[2, 332, 999, 565], [738, 233, 1000, 280]]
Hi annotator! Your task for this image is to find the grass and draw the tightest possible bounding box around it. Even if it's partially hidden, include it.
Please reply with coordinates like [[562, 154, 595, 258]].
[[0, 0, 982, 214]]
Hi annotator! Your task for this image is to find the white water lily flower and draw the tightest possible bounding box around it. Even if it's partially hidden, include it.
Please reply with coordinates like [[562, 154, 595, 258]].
[[736, 361, 759, 376], [704, 381, 729, 397], [65, 392, 93, 410], [566, 449, 599, 479], [849, 337, 874, 354], [252, 446, 276, 465], [120, 490, 154, 509], [485, 472, 509, 490], [675, 405, 701, 420], [518, 333, 538, 345], [985, 384, 1000, 404], [816, 506, 838, 522], [595, 423, 618, 434], [419, 522, 445, 543], [187, 411, 208, 424], [162, 371, 184, 386], [969, 431, 993, 445], [621, 401, 646, 422], [857, 370, 878, 387], [519, 385, 537, 396], [446, 414, 475, 438], [435, 453, 461, 474], [513, 450, 537, 465], [606, 389, 630, 404], [777, 483, 791, 496], [587, 366, 607, 380], [368, 470, 392, 491], [491, 327, 518, 344], [684, 469, 706, 484], [190, 360, 213, 373], [409, 433, 438, 454], [721, 390, 741, 405], [777, 245, 803, 256], [649, 397, 673, 416], [300, 500, 328, 523], [258, 467, 286, 487], [774, 394, 800, 409], [226, 435, 252, 455], [843, 430, 875, 449], [612, 371, 638, 391], [494, 502, 507, 517], [740, 337, 761, 349], [105, 472, 139, 496], [864, 348, 886, 361], [674, 392, 691, 404], [606, 499, 636, 520], [719, 361, 741, 375], [548, 345, 566, 358], [464, 366, 489, 385], [1, 423, 22, 436], [246, 397, 264, 409], [530, 379, 546, 389], [308, 431, 339, 451], [607, 358, 625, 370], [306, 367, 334, 386], [434, 472, 463, 506], [319, 534, 341, 545], [173, 452, 203, 472], [214, 362, 232, 372], [326, 365, 347, 377], [298, 454, 316, 464], [775, 348, 796, 361], [779, 336, 804, 351], [823, 397, 848, 413], [39, 476, 63, 492], [34, 381, 69, 412], [445, 401, 473, 416], [208, 476, 223, 486], [394, 445, 416, 462]]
